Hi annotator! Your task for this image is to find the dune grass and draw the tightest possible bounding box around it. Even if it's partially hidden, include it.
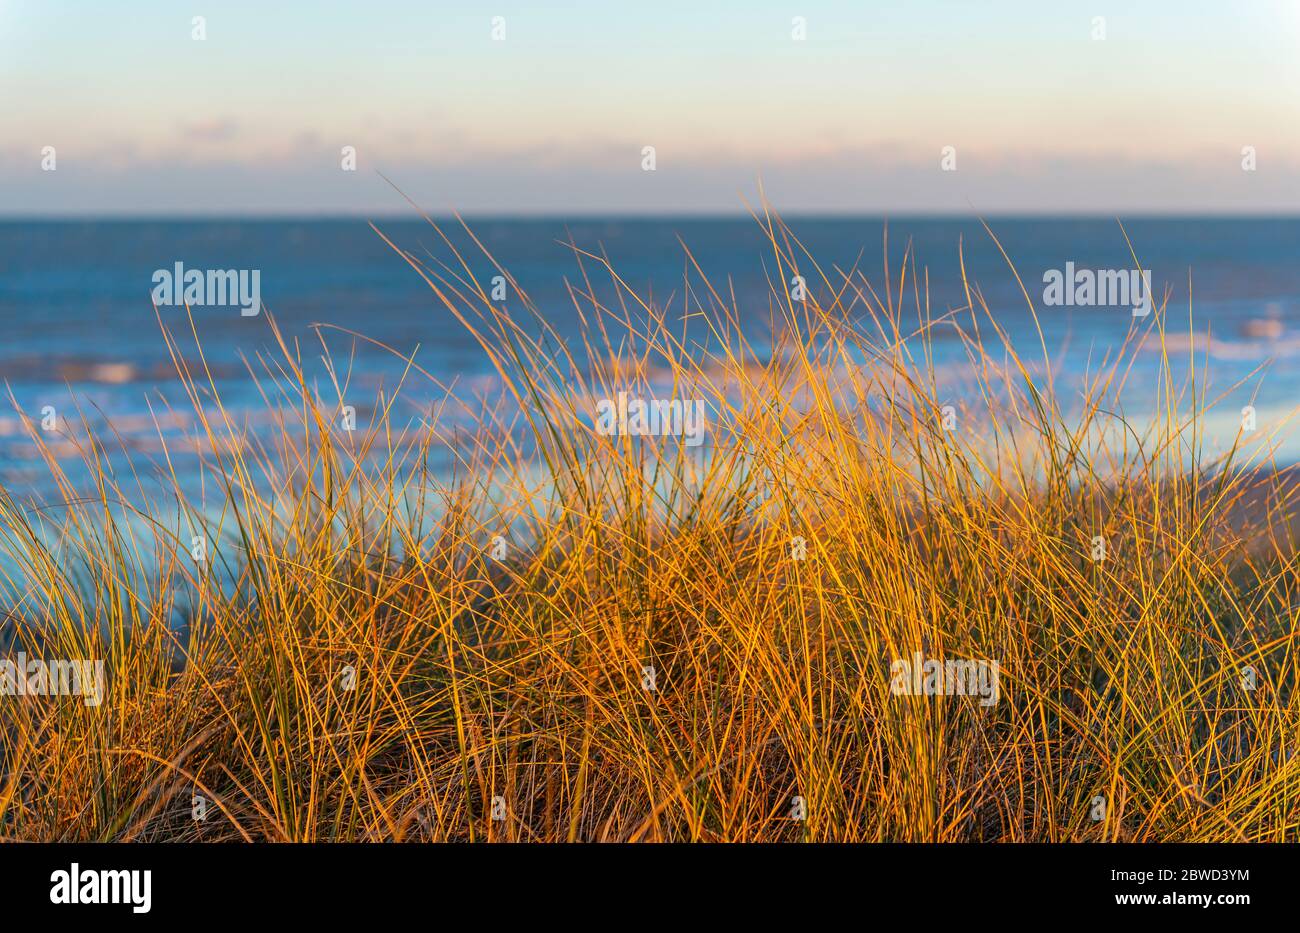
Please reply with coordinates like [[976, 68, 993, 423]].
[[1, 211, 1298, 842]]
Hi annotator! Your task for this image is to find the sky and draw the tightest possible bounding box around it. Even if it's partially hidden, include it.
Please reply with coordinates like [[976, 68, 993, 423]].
[[2, 0, 1299, 215]]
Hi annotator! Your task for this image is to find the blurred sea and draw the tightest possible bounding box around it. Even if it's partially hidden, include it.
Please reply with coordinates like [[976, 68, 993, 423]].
[[2, 217, 1299, 500]]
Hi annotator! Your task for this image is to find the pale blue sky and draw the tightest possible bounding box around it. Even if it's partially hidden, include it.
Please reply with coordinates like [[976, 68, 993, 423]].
[[2, 0, 1298, 214]]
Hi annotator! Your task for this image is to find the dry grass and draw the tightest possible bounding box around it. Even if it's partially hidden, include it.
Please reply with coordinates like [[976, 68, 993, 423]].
[[1, 210, 1298, 842]]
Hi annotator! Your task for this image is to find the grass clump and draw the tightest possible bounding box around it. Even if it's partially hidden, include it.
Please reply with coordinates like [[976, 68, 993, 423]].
[[0, 212, 1297, 842]]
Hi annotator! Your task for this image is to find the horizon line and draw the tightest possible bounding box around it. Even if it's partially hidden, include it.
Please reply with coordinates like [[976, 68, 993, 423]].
[[4, 210, 1300, 223]]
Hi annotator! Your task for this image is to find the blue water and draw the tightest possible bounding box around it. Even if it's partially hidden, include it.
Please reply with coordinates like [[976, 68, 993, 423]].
[[2, 217, 1299, 498]]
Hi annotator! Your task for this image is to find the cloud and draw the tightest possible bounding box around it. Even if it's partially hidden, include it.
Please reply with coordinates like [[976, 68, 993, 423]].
[[1, 142, 1297, 216], [180, 118, 240, 142]]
